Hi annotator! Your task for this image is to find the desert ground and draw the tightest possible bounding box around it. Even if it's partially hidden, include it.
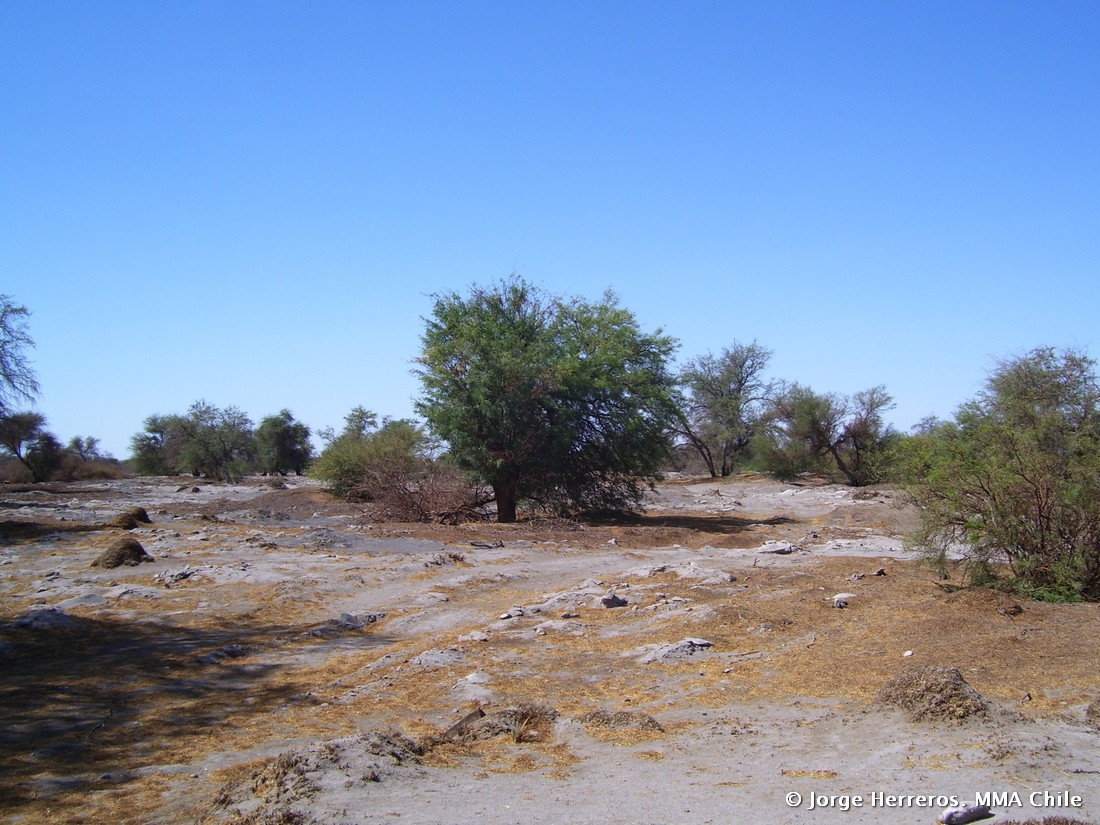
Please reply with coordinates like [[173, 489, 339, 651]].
[[1, 474, 1098, 825]]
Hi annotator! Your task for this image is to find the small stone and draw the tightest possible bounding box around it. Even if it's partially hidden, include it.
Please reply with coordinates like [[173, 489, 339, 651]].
[[601, 594, 628, 608]]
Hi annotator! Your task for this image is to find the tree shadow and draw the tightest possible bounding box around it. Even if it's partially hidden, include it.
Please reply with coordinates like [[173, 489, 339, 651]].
[[584, 511, 796, 535], [0, 611, 395, 813]]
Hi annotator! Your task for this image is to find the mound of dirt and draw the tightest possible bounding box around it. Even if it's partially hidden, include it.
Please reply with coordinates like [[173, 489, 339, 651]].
[[105, 506, 152, 529], [205, 731, 424, 824], [875, 665, 987, 723], [91, 537, 153, 569]]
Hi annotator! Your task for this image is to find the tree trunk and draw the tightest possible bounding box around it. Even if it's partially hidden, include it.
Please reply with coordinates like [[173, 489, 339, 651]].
[[827, 443, 858, 486], [494, 483, 518, 523], [15, 453, 40, 482]]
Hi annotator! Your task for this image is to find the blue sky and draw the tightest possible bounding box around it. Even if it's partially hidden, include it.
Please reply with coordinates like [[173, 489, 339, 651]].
[[3, 1, 1098, 458]]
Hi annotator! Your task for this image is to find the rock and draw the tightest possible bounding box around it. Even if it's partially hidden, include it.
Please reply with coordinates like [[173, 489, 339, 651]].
[[197, 644, 250, 665], [938, 804, 993, 824], [336, 613, 365, 629], [638, 638, 715, 664], [601, 594, 628, 608], [873, 568, 887, 576], [156, 568, 194, 584], [410, 647, 467, 668], [832, 592, 857, 608], [92, 538, 153, 569], [13, 607, 80, 630]]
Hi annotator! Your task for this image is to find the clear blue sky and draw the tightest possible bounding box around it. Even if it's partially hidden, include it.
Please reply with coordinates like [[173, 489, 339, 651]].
[[3, 1, 1098, 458]]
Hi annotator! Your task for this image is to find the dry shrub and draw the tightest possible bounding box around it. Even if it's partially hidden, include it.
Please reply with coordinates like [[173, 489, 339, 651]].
[[368, 460, 493, 525], [453, 704, 559, 743], [875, 665, 987, 723], [1085, 699, 1100, 729], [91, 537, 152, 568]]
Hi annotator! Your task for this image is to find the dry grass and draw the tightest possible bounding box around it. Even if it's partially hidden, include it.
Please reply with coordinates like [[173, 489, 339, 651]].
[[4, 477, 1100, 824]]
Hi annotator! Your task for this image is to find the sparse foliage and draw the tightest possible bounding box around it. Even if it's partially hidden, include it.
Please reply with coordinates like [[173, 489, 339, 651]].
[[906, 347, 1100, 601], [67, 435, 102, 461], [675, 341, 776, 477], [0, 296, 39, 416], [416, 277, 679, 522], [758, 384, 896, 485]]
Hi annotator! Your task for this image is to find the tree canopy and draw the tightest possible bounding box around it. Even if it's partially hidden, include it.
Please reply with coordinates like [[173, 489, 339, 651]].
[[416, 277, 679, 522], [676, 341, 775, 477], [256, 409, 312, 476], [759, 383, 895, 486], [0, 411, 59, 482], [905, 347, 1100, 601], [129, 401, 255, 480]]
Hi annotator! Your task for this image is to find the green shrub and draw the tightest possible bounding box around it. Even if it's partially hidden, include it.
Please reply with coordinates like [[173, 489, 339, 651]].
[[907, 348, 1100, 601]]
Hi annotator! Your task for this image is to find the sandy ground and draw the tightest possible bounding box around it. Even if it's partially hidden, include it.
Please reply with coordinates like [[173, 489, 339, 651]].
[[1, 474, 1098, 825]]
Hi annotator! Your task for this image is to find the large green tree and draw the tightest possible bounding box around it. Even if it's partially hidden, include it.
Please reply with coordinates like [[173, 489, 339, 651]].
[[256, 409, 312, 475], [416, 277, 679, 522], [676, 341, 775, 477], [129, 401, 255, 480], [906, 347, 1100, 600]]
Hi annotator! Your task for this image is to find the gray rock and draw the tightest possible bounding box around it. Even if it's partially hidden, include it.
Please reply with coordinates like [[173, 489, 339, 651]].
[[13, 607, 80, 630], [638, 637, 715, 664]]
